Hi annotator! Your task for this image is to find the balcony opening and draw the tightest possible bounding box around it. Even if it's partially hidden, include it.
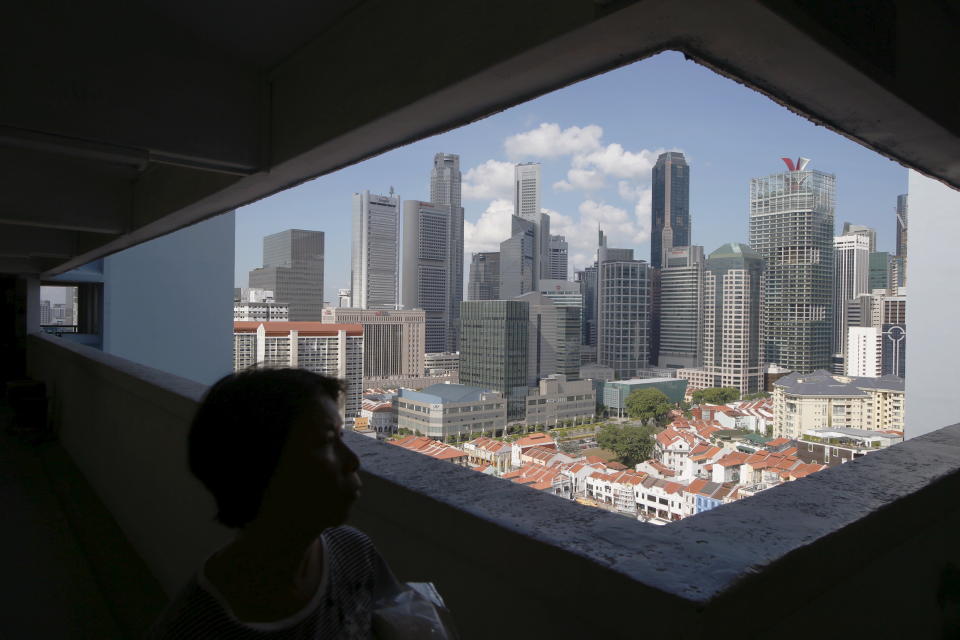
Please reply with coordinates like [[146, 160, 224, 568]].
[[227, 50, 917, 525]]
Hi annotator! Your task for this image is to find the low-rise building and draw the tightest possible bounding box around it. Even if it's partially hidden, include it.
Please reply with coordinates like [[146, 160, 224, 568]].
[[502, 463, 572, 498], [601, 377, 688, 417], [388, 435, 468, 465], [462, 437, 513, 474], [510, 432, 557, 467], [653, 427, 700, 471], [797, 427, 903, 466], [360, 396, 396, 435], [525, 374, 596, 427], [772, 370, 905, 438], [395, 383, 507, 440]]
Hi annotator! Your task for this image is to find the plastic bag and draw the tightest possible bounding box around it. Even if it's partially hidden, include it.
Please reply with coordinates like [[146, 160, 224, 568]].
[[372, 581, 458, 639]]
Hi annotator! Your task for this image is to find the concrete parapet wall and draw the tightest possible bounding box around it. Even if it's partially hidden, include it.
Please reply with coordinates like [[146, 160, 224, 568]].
[[26, 333, 960, 637]]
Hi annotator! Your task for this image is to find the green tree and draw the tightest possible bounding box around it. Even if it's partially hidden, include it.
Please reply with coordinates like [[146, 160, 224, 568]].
[[596, 423, 657, 467], [742, 391, 770, 401], [624, 388, 673, 424], [691, 387, 740, 405]]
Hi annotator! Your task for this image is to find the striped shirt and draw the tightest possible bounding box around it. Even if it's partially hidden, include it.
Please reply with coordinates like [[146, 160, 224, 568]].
[[146, 526, 391, 639]]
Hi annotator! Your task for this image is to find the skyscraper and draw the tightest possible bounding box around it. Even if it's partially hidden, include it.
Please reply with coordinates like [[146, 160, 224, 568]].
[[401, 199, 460, 352], [516, 291, 581, 385], [869, 251, 891, 292], [575, 228, 606, 348], [658, 245, 704, 370], [892, 193, 908, 288], [575, 266, 598, 347], [833, 233, 870, 371], [650, 152, 691, 269], [427, 152, 465, 349], [841, 222, 877, 252], [499, 215, 539, 299], [248, 229, 324, 320], [468, 252, 500, 301], [597, 247, 651, 379], [459, 300, 529, 419], [502, 162, 550, 294], [351, 191, 400, 310], [749, 158, 835, 373], [547, 235, 569, 280], [514, 163, 541, 222], [677, 243, 765, 395]]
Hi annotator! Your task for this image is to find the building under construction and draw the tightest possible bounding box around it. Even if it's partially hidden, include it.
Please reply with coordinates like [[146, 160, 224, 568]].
[[749, 159, 835, 373]]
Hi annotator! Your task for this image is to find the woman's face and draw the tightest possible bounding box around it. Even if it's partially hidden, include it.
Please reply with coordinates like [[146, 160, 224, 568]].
[[262, 393, 362, 532]]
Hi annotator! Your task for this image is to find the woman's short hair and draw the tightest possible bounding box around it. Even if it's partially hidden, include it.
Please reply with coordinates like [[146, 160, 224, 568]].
[[188, 368, 344, 528]]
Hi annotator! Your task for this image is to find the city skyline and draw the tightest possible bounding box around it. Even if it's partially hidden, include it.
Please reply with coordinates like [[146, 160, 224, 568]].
[[234, 51, 908, 298]]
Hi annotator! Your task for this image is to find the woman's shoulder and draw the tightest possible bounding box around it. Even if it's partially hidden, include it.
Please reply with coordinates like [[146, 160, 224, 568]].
[[322, 525, 378, 561]]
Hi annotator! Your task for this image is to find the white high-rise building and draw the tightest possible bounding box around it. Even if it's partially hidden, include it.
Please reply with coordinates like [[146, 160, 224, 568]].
[[846, 326, 882, 377], [677, 243, 765, 396], [233, 321, 364, 426], [502, 162, 550, 296], [834, 233, 871, 370], [351, 190, 400, 310], [514, 163, 541, 222]]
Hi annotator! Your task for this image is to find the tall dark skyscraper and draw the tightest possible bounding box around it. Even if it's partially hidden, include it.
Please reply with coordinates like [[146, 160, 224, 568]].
[[650, 152, 691, 269], [248, 229, 324, 320]]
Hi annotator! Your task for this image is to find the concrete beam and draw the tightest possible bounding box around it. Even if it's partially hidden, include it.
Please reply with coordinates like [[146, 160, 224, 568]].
[[0, 225, 115, 259], [0, 257, 64, 275], [2, 2, 262, 172], [30, 0, 960, 276], [0, 148, 134, 234]]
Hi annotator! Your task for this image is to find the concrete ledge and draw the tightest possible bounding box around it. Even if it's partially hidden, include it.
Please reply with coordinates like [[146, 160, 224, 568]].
[[26, 334, 960, 637]]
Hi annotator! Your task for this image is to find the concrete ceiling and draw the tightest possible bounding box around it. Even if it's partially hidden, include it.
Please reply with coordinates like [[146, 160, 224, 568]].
[[1, 0, 957, 277]]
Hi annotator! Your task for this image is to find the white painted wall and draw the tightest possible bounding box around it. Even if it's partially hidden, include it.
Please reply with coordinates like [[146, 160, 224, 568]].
[[102, 212, 235, 386], [905, 171, 960, 437]]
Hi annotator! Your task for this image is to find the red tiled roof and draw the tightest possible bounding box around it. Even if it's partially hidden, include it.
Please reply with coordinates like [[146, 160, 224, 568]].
[[388, 436, 466, 461], [715, 452, 749, 467], [234, 321, 364, 337], [514, 433, 555, 448], [766, 437, 791, 448]]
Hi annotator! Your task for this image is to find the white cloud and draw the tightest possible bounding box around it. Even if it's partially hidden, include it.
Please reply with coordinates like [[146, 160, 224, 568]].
[[505, 123, 603, 159], [563, 168, 605, 191], [572, 144, 659, 180], [462, 160, 515, 200], [464, 199, 514, 255], [553, 180, 574, 192], [546, 199, 653, 271], [618, 180, 644, 202]]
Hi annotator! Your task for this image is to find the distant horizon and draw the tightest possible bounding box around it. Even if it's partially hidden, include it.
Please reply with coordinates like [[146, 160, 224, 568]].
[[234, 51, 908, 299]]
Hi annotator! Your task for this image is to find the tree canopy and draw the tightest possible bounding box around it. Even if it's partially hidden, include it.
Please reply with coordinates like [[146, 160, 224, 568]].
[[597, 423, 657, 467], [691, 387, 740, 405], [624, 388, 674, 423]]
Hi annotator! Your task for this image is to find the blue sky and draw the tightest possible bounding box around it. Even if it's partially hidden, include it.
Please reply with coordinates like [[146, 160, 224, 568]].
[[234, 51, 908, 297]]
